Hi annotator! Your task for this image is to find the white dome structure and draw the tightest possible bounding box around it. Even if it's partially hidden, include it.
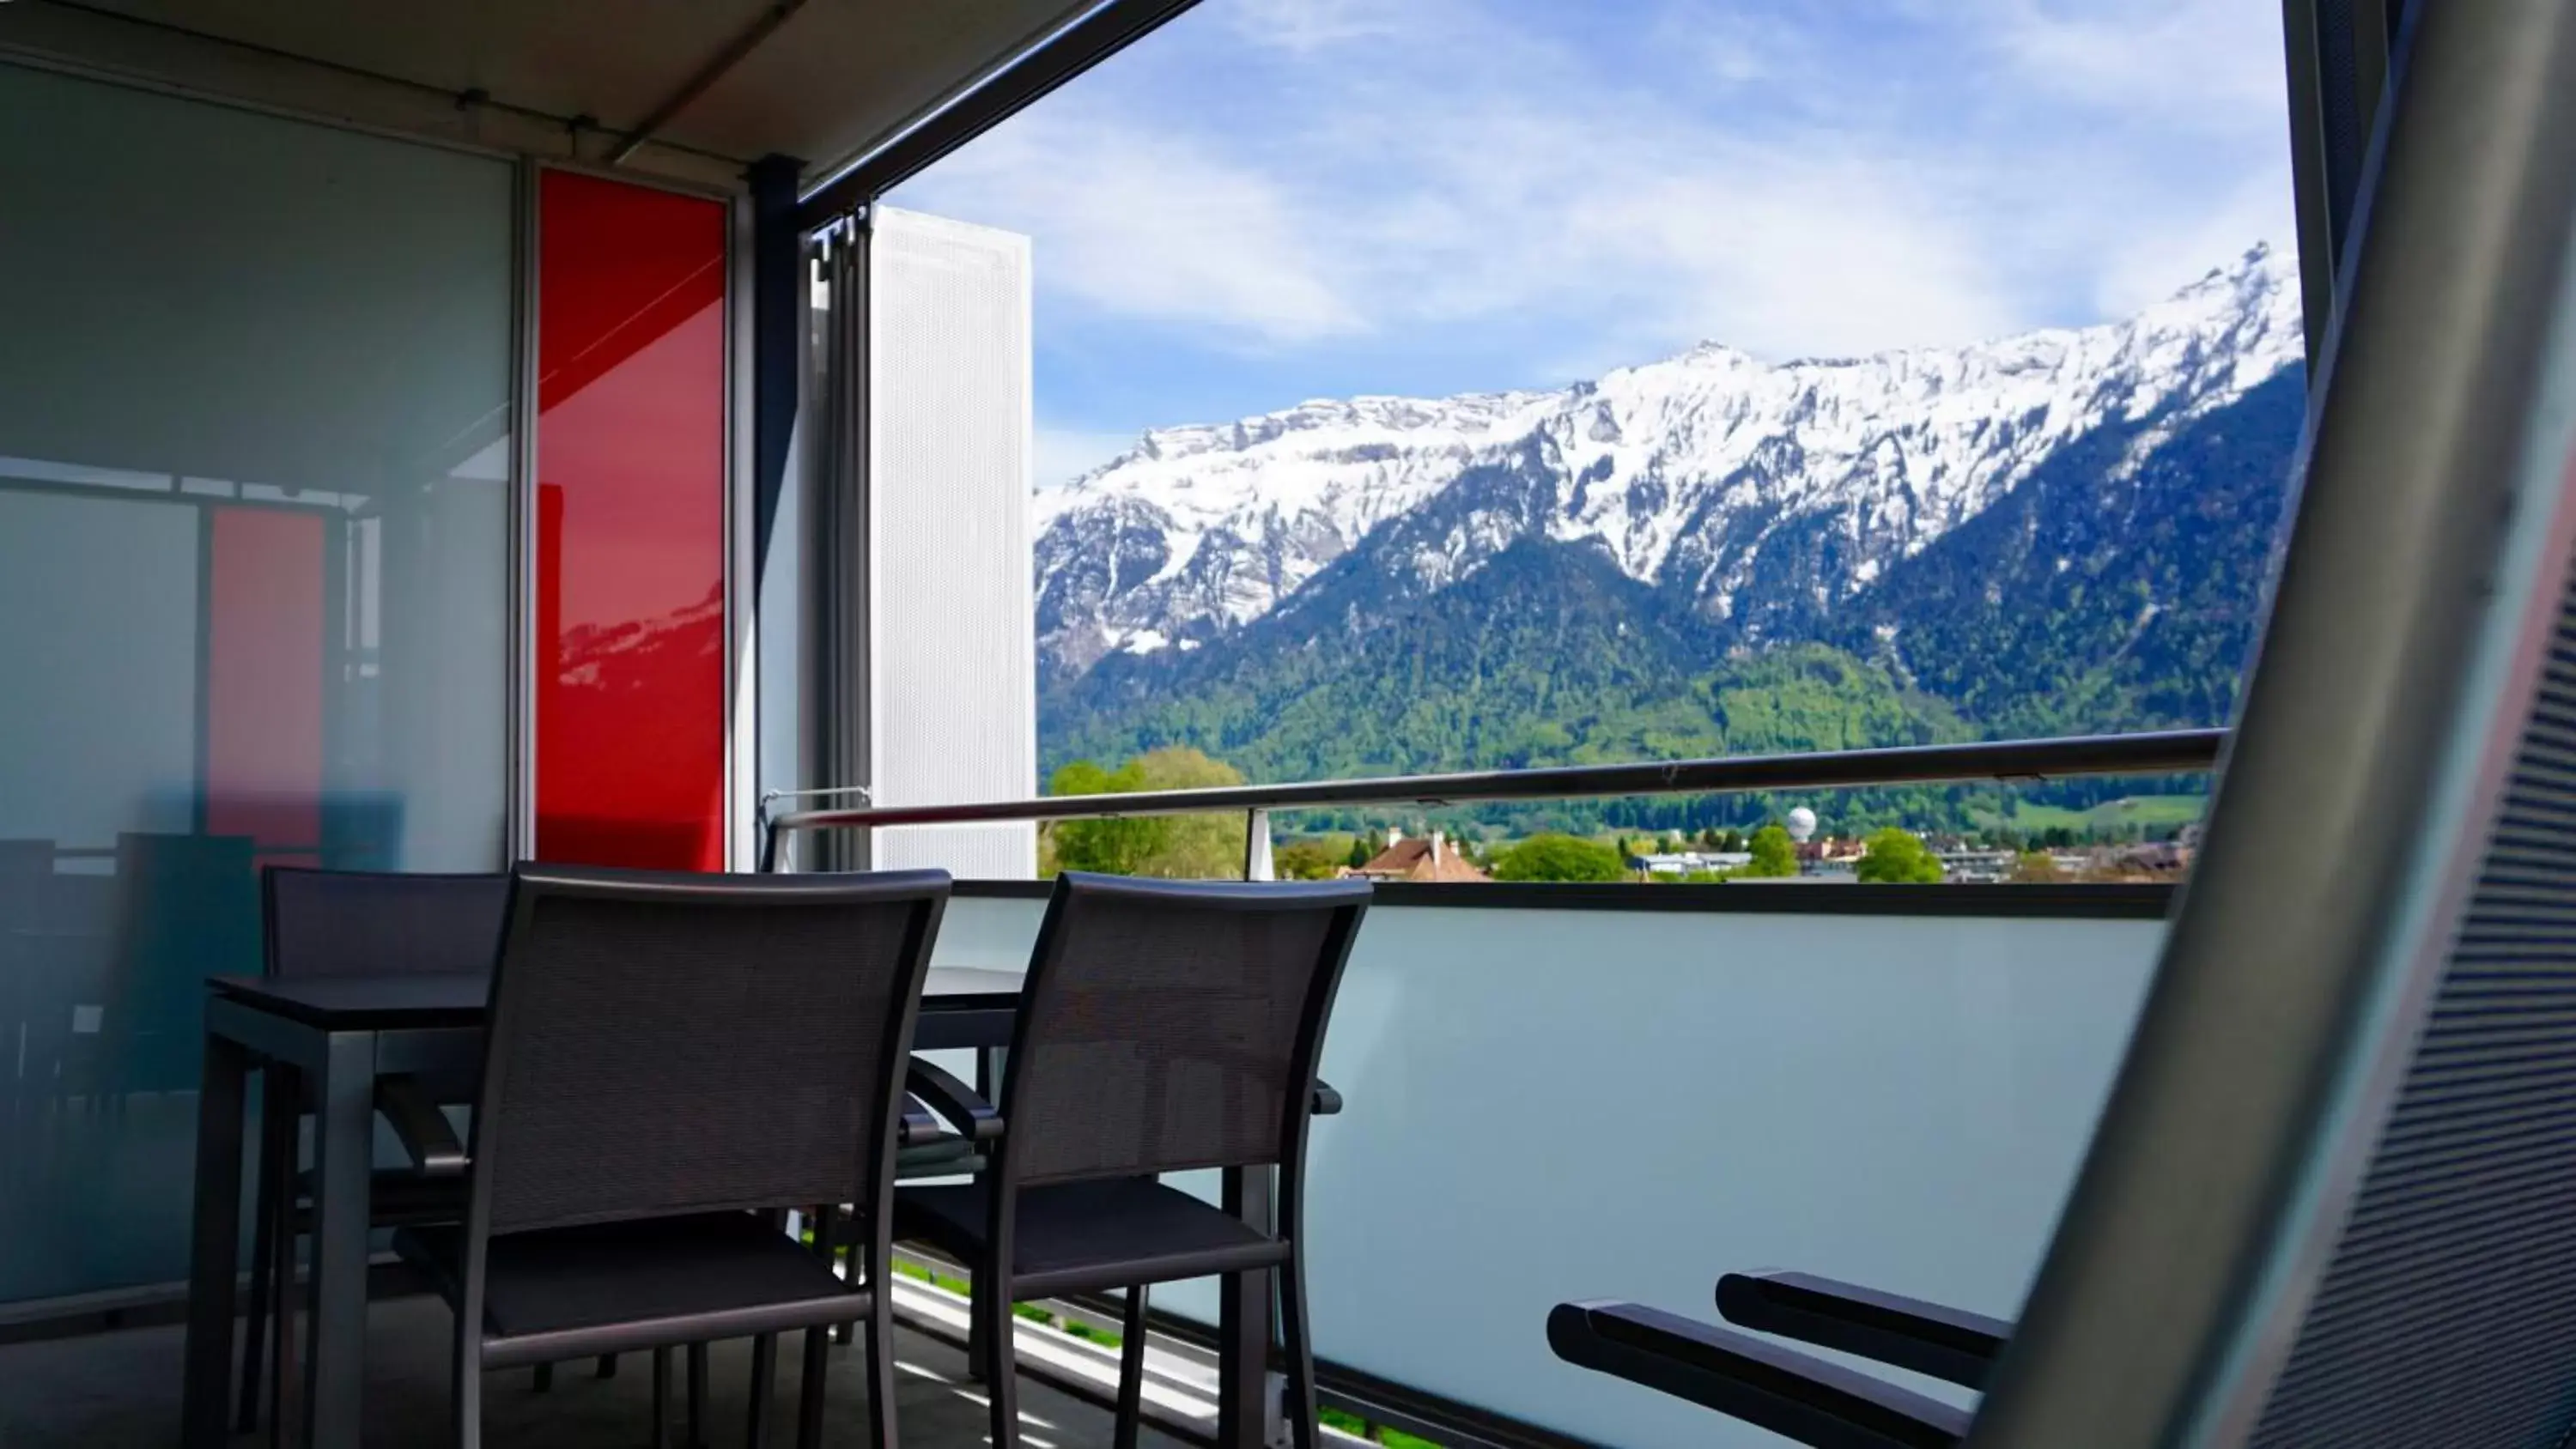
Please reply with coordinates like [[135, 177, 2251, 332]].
[[1785, 807, 1819, 843]]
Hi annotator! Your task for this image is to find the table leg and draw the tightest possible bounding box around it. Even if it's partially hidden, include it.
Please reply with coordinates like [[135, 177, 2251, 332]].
[[1218, 1165, 1279, 1449], [302, 1030, 375, 1449], [180, 1028, 250, 1449]]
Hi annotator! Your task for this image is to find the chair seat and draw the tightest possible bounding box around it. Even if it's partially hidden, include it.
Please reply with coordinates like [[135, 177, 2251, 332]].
[[896, 1176, 1290, 1298], [395, 1211, 867, 1368]]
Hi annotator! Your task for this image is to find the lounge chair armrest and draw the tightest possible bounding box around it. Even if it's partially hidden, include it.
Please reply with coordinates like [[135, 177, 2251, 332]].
[[1548, 1300, 1968, 1449], [907, 1057, 1002, 1143], [1716, 1272, 2012, 1390], [375, 1073, 467, 1177], [1311, 1079, 1344, 1116]]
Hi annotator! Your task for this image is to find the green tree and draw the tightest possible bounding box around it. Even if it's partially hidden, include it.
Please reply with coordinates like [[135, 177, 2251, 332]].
[[1717, 828, 1747, 853], [1740, 824, 1798, 878], [1044, 760, 1164, 876], [1127, 747, 1249, 877], [1043, 749, 1249, 878], [1273, 840, 1344, 880], [1492, 833, 1627, 882], [2010, 850, 2063, 883], [1856, 828, 1945, 884], [1346, 829, 1388, 870]]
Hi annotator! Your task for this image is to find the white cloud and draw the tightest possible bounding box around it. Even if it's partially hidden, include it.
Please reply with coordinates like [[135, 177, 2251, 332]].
[[1979, 0, 2291, 135], [1223, 0, 1406, 52], [910, 110, 1364, 347], [897, 0, 2299, 383]]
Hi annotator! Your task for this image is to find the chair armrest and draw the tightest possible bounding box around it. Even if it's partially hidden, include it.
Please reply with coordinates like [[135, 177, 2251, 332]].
[[899, 1094, 945, 1149], [1311, 1079, 1343, 1116], [1716, 1272, 2013, 1390], [906, 1057, 1002, 1143], [374, 1073, 467, 1177], [1548, 1300, 1968, 1449]]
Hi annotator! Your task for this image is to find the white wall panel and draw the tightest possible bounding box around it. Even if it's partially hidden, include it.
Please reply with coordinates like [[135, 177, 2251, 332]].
[[866, 208, 1037, 876]]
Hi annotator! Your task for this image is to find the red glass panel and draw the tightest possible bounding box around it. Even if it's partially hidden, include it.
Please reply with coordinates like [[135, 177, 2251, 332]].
[[535, 171, 727, 870], [204, 506, 325, 866]]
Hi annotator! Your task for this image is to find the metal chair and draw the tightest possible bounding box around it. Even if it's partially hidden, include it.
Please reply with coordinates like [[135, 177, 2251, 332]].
[[1548, 2, 2576, 1442], [236, 867, 509, 1438], [895, 871, 1370, 1449], [395, 864, 950, 1449]]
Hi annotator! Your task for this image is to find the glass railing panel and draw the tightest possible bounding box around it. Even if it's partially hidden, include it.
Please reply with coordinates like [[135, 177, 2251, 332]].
[[929, 891, 2165, 1446]]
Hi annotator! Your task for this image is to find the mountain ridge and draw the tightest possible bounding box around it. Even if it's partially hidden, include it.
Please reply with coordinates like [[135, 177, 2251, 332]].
[[1036, 243, 2301, 685], [1036, 245, 2306, 813]]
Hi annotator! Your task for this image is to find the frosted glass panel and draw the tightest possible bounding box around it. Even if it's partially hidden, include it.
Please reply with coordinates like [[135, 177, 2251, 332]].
[[0, 64, 513, 1307]]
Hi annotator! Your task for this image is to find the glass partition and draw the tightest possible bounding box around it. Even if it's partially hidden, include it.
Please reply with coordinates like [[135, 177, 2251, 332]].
[[0, 63, 513, 1306]]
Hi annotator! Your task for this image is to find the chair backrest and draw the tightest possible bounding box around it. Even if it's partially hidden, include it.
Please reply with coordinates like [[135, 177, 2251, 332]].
[[469, 865, 950, 1237], [1971, 3, 2576, 1444], [998, 872, 1370, 1188], [262, 866, 510, 979]]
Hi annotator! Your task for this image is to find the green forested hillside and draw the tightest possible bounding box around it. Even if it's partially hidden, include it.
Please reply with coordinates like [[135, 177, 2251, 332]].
[[1039, 372, 2304, 834]]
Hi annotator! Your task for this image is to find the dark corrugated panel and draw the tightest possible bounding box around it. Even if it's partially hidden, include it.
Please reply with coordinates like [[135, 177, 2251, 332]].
[[2251, 578, 2576, 1445]]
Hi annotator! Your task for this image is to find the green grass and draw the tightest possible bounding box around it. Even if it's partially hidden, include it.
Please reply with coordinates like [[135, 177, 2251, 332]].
[[1321, 1407, 1443, 1447], [890, 1258, 972, 1297], [1060, 1319, 1124, 1349], [890, 1259, 1126, 1347], [1974, 794, 2207, 834], [890, 1260, 1448, 1441]]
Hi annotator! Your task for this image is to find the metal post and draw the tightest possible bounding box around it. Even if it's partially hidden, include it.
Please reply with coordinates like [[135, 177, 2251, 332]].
[[1244, 808, 1273, 882]]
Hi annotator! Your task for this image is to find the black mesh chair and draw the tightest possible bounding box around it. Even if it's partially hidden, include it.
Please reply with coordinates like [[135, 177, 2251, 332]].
[[895, 872, 1370, 1449], [237, 867, 510, 1436], [395, 864, 950, 1449]]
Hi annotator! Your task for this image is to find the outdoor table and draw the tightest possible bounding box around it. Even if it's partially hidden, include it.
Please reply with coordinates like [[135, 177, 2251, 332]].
[[177, 965, 1042, 1448]]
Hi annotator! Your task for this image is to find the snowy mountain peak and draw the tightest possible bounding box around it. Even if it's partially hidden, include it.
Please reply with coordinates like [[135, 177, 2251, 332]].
[[1036, 246, 2302, 680]]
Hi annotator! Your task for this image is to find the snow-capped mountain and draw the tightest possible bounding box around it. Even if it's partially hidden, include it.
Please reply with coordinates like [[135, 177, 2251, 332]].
[[1036, 244, 2301, 682]]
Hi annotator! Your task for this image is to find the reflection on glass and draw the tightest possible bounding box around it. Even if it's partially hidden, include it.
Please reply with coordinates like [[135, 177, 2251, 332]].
[[0, 64, 511, 1306]]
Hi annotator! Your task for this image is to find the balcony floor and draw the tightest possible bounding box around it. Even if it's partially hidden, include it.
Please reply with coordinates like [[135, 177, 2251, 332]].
[[0, 1293, 1188, 1449]]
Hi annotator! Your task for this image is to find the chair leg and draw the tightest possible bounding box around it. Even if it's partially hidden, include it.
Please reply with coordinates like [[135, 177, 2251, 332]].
[[862, 1275, 900, 1449], [1278, 1254, 1320, 1449], [747, 1333, 778, 1449], [235, 1074, 278, 1434], [814, 1205, 856, 1348], [981, 1270, 1021, 1449], [237, 1060, 292, 1431], [798, 1327, 829, 1449], [453, 1331, 483, 1449], [688, 1343, 708, 1448], [834, 1231, 856, 1346], [1115, 1284, 1150, 1449], [653, 1347, 671, 1449], [268, 1193, 301, 1449]]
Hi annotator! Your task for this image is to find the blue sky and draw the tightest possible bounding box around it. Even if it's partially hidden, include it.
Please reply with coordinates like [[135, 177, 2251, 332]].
[[887, 0, 2295, 488]]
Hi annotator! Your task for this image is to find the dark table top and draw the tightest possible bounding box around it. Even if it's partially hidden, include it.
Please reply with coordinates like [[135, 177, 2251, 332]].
[[208, 964, 1028, 1032]]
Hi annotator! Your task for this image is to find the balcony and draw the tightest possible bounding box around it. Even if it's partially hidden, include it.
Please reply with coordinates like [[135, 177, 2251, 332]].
[[9, 0, 2570, 1446], [0, 793, 2175, 1448]]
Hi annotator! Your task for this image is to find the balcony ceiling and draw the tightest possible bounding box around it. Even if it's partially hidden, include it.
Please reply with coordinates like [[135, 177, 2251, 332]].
[[1, 0, 1099, 188]]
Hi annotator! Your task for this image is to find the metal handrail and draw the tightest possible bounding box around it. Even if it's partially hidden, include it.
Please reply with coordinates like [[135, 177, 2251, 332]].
[[759, 728, 2227, 870]]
